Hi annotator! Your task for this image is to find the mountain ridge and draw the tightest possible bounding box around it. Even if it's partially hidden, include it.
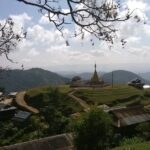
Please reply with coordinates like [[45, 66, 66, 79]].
[[1, 68, 149, 93], [0, 68, 69, 93], [102, 70, 150, 84]]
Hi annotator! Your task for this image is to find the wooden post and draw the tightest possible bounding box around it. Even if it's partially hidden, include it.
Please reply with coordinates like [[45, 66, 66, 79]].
[[112, 71, 113, 88]]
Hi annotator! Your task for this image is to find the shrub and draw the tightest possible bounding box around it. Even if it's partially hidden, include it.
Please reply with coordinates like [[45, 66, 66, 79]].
[[73, 108, 113, 150]]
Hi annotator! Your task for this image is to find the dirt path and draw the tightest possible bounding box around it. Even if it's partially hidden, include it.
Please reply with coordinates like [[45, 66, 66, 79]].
[[68, 90, 90, 112], [16, 91, 39, 114]]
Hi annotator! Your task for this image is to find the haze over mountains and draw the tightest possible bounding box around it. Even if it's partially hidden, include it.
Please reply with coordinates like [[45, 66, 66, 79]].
[[0, 68, 150, 93], [59, 72, 106, 80], [59, 70, 149, 84], [139, 72, 150, 81], [102, 70, 149, 84], [0, 68, 69, 93]]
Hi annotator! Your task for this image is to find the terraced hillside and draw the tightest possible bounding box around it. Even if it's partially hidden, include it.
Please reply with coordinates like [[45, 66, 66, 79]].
[[0, 85, 82, 147], [74, 85, 150, 106], [26, 85, 83, 114]]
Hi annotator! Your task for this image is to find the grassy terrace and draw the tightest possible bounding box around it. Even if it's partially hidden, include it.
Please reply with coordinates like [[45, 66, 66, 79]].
[[26, 84, 71, 96], [113, 142, 150, 150], [74, 85, 150, 106], [26, 84, 150, 109], [26, 85, 83, 113]]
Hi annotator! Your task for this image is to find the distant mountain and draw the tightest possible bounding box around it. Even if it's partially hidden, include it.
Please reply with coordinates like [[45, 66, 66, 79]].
[[57, 71, 78, 79], [102, 70, 149, 84], [139, 72, 150, 81], [78, 72, 106, 80], [59, 72, 106, 80], [0, 68, 69, 93], [77, 72, 93, 80]]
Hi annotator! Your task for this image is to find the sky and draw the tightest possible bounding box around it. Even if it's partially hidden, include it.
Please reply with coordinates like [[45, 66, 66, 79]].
[[1, 0, 150, 73]]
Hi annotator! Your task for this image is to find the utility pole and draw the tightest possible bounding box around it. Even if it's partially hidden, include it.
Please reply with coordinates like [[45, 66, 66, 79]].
[[112, 71, 114, 88]]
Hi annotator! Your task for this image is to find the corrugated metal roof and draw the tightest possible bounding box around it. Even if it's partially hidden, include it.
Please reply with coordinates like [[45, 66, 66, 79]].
[[0, 104, 16, 111], [14, 111, 31, 120], [0, 133, 74, 150], [110, 105, 150, 127], [122, 114, 150, 125], [9, 92, 18, 96]]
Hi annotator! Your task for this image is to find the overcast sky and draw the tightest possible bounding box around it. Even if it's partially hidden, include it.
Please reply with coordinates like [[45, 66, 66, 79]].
[[0, 0, 150, 73]]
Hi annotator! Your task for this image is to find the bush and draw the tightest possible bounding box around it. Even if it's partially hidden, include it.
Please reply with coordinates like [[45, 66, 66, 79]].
[[73, 108, 113, 150], [136, 122, 150, 139], [119, 136, 144, 146]]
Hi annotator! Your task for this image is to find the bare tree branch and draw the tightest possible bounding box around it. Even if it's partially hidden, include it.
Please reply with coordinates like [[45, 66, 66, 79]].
[[17, 0, 142, 45], [0, 18, 26, 63]]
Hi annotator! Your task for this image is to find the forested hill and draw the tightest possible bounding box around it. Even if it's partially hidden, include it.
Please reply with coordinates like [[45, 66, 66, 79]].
[[0, 68, 69, 93], [102, 70, 149, 84]]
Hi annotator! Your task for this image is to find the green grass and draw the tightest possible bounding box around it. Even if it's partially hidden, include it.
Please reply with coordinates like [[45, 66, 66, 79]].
[[27, 84, 71, 96], [113, 142, 150, 150], [57, 84, 72, 93], [26, 85, 83, 114], [74, 85, 150, 106]]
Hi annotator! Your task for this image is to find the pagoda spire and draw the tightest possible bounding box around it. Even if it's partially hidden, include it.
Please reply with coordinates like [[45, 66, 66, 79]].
[[90, 63, 100, 85]]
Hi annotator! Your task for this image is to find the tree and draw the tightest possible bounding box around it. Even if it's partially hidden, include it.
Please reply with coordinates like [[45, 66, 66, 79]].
[[73, 108, 113, 150], [136, 122, 150, 139], [42, 106, 69, 135], [72, 76, 81, 82], [17, 0, 139, 45], [0, 18, 26, 65]]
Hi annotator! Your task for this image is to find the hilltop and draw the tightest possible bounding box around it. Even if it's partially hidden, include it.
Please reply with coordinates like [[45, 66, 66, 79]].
[[1, 69, 149, 94], [102, 70, 149, 84], [74, 85, 150, 107]]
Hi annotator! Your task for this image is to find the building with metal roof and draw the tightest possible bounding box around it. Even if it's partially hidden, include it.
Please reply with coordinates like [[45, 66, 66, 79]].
[[0, 133, 74, 150], [109, 105, 150, 128], [0, 104, 16, 119], [12, 110, 31, 123], [8, 92, 18, 98]]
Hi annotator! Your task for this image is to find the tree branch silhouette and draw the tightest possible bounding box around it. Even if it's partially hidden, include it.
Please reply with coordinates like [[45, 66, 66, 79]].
[[17, 0, 137, 45], [0, 18, 26, 63]]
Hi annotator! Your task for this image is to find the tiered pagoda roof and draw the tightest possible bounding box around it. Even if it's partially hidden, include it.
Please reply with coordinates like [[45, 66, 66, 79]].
[[90, 64, 100, 85]]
